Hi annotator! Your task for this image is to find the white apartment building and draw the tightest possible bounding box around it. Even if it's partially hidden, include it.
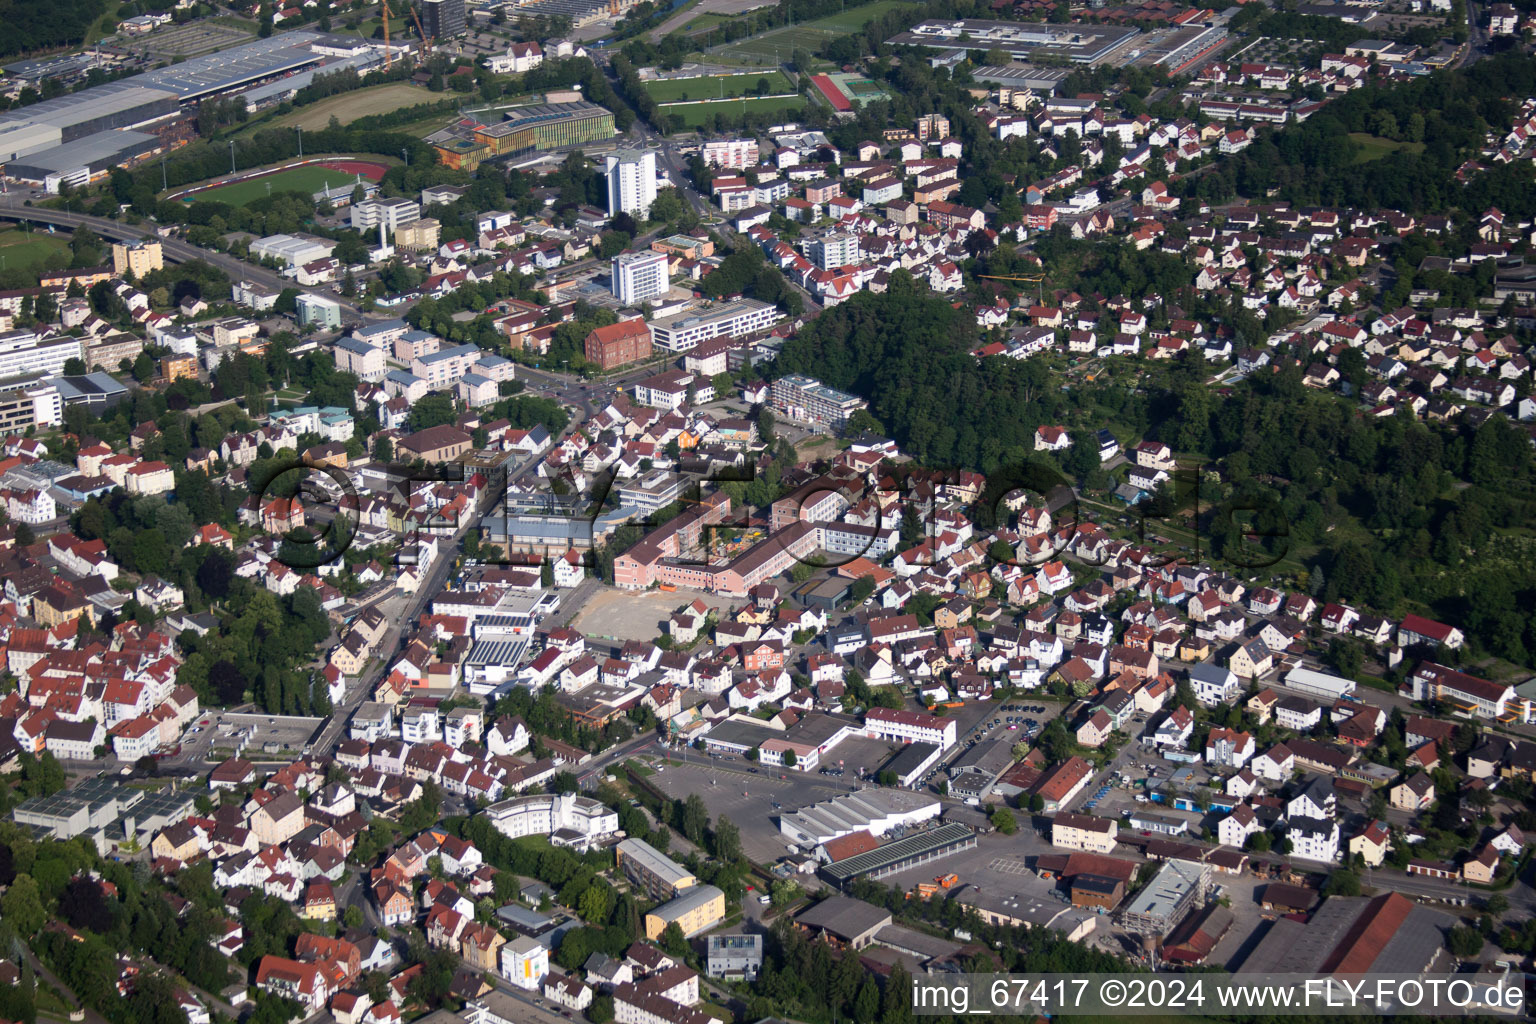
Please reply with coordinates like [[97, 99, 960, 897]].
[[484, 793, 619, 850], [500, 936, 549, 990], [612, 250, 669, 305], [700, 138, 759, 168], [605, 149, 658, 217], [412, 343, 484, 390], [1287, 817, 1339, 863], [1051, 812, 1118, 852], [648, 298, 779, 351], [812, 233, 860, 270]]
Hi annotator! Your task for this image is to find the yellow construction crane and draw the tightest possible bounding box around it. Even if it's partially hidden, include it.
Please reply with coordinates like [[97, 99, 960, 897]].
[[409, 4, 433, 59], [977, 272, 1047, 305], [382, 0, 394, 70]]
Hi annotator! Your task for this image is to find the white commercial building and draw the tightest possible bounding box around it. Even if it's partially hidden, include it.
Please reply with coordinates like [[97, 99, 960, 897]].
[[1282, 665, 1357, 701], [612, 249, 668, 305], [0, 330, 81, 380], [605, 148, 658, 217], [863, 707, 957, 749], [350, 197, 421, 236], [777, 788, 940, 847], [250, 233, 338, 268]]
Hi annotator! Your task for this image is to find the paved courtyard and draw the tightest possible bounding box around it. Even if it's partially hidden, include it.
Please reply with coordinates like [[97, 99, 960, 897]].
[[572, 587, 736, 642]]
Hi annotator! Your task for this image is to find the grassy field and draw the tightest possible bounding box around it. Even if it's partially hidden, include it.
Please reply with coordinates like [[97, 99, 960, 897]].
[[660, 95, 805, 127], [645, 70, 793, 102], [0, 229, 70, 271], [682, 11, 740, 31], [1349, 132, 1426, 164], [264, 83, 434, 130], [714, 0, 915, 62], [184, 163, 386, 206]]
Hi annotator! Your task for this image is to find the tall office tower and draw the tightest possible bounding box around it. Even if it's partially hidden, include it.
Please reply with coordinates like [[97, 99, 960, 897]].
[[611, 250, 668, 305], [605, 148, 658, 217], [420, 0, 466, 40]]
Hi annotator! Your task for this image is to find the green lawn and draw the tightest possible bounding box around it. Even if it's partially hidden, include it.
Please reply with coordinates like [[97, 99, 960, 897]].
[[682, 11, 740, 31], [261, 83, 436, 131], [181, 163, 387, 206], [1349, 132, 1425, 164], [645, 70, 794, 102], [0, 228, 70, 272], [714, 0, 917, 62], [802, 0, 915, 31], [660, 95, 805, 127]]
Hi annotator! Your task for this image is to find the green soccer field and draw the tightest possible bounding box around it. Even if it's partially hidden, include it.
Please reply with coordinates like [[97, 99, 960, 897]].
[[184, 165, 377, 206], [644, 70, 794, 102], [659, 95, 806, 128], [0, 229, 70, 271]]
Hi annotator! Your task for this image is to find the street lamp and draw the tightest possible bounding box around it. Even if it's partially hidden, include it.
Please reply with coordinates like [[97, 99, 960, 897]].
[[402, 147, 410, 167], [229, 139, 236, 175], [297, 126, 304, 157]]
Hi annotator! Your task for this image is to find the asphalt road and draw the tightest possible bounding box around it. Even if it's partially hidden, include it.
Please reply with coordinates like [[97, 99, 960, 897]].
[[0, 194, 368, 319]]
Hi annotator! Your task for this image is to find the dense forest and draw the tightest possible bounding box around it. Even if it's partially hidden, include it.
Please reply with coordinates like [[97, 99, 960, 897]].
[[0, 0, 107, 58]]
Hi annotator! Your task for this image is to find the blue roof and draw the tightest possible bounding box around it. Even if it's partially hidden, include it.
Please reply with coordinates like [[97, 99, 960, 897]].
[[335, 337, 376, 356], [353, 318, 408, 339]]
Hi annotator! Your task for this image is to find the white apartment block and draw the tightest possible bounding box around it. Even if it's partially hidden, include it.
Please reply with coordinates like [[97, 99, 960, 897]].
[[648, 299, 779, 351], [412, 343, 485, 390], [700, 138, 759, 169], [606, 149, 658, 217]]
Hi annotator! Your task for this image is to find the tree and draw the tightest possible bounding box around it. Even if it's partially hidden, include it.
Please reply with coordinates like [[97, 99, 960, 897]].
[[990, 807, 1018, 834], [1323, 868, 1361, 897], [343, 904, 364, 929], [681, 793, 708, 845], [714, 815, 742, 863], [660, 921, 689, 959], [1, 875, 44, 936], [1447, 925, 1483, 959]]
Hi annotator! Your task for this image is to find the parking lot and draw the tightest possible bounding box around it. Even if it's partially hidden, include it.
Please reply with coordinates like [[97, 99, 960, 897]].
[[572, 587, 736, 642], [645, 757, 858, 863]]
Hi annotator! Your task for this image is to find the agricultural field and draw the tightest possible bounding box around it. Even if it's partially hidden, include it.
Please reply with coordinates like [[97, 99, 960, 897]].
[[711, 0, 916, 63], [176, 159, 391, 206], [0, 229, 70, 272], [263, 84, 435, 131], [659, 94, 805, 128], [645, 70, 794, 102]]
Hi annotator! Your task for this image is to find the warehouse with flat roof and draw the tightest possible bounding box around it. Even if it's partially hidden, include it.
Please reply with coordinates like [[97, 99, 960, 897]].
[[818, 822, 977, 888]]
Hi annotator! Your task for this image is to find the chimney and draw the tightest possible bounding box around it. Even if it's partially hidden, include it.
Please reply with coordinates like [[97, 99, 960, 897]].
[[379, 220, 387, 250]]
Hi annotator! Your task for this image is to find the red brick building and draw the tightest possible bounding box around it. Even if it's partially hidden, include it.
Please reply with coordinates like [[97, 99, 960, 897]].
[[584, 319, 652, 370]]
